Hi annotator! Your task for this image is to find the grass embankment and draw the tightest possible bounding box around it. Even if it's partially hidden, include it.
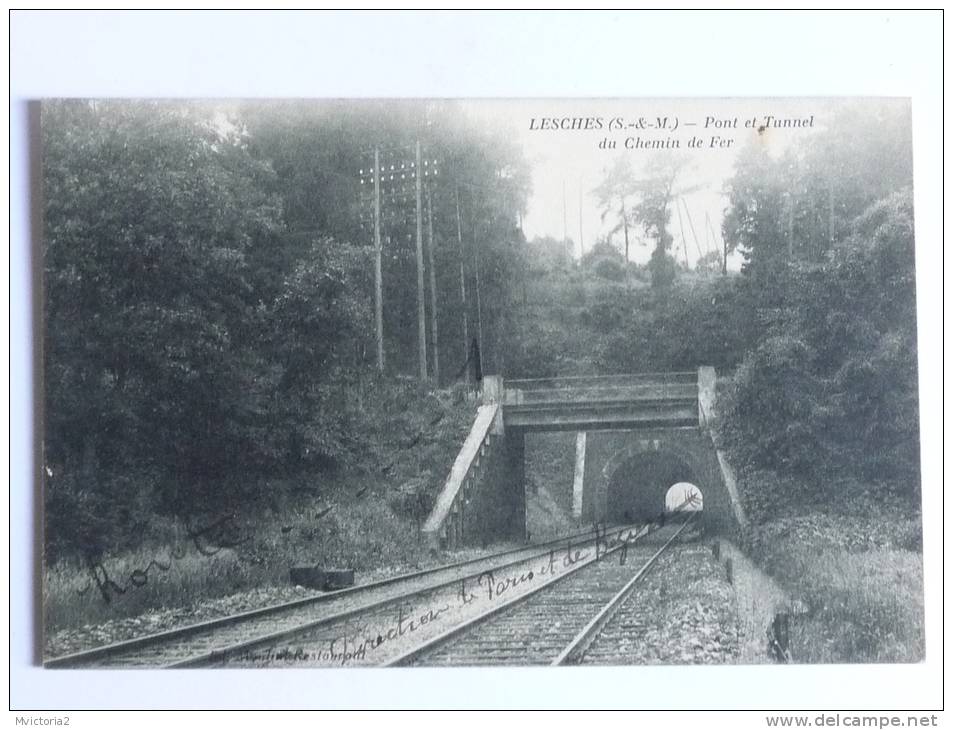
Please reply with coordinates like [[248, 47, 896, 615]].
[[45, 381, 478, 636], [738, 477, 923, 664]]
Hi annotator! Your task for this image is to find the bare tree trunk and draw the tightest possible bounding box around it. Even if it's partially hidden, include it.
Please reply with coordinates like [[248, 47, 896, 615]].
[[454, 187, 469, 385], [471, 210, 484, 369], [373, 148, 384, 372], [621, 196, 630, 289], [426, 186, 440, 384], [414, 140, 428, 381], [682, 198, 703, 262], [787, 196, 795, 259], [675, 196, 690, 268], [827, 183, 835, 249]]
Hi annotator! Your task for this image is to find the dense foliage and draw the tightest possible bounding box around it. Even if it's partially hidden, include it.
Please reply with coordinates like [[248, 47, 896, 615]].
[[586, 103, 918, 509], [43, 99, 920, 567], [720, 189, 919, 493], [717, 104, 918, 507], [43, 100, 529, 563]]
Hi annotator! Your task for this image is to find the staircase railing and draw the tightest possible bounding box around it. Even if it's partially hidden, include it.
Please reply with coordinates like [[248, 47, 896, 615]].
[[421, 403, 500, 550]]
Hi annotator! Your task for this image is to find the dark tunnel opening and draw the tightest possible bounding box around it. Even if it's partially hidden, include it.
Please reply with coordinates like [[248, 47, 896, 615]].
[[606, 450, 700, 524]]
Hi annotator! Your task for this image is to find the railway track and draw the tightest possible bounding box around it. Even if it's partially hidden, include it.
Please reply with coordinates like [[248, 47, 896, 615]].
[[45, 522, 649, 669], [391, 514, 697, 667]]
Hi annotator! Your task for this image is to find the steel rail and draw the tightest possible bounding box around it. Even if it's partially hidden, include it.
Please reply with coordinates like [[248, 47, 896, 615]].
[[45, 522, 629, 668], [45, 522, 644, 668], [386, 505, 699, 668], [382, 518, 685, 668], [167, 521, 649, 668], [551, 513, 697, 665]]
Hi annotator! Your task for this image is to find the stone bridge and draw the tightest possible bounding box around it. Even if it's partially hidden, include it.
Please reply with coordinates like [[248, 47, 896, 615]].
[[422, 367, 746, 549]]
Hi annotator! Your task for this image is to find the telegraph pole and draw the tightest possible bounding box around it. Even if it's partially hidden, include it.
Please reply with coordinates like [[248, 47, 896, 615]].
[[827, 183, 835, 246], [675, 196, 690, 268], [454, 186, 469, 375], [723, 220, 729, 275], [563, 180, 572, 259], [373, 148, 384, 372], [414, 140, 428, 382], [578, 179, 584, 258], [705, 211, 715, 256], [360, 143, 443, 379], [426, 186, 440, 383], [786, 194, 795, 259], [621, 196, 630, 264], [681, 198, 703, 262], [471, 209, 484, 362]]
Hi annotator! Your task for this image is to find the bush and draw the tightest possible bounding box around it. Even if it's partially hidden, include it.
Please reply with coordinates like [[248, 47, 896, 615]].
[[600, 278, 755, 373], [580, 302, 624, 333], [593, 257, 626, 282], [580, 241, 624, 267], [718, 191, 919, 493], [504, 336, 561, 379], [628, 263, 650, 283], [648, 249, 677, 288], [720, 335, 827, 477]]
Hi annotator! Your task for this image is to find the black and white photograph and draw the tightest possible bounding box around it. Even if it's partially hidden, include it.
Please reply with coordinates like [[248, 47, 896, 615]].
[[10, 9, 943, 716], [38, 96, 924, 670]]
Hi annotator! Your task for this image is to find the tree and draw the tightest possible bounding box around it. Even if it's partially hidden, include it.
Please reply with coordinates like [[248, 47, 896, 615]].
[[242, 100, 531, 382], [722, 143, 788, 275], [43, 101, 294, 557], [629, 154, 686, 289], [723, 101, 913, 276], [721, 189, 919, 490], [592, 158, 637, 266], [42, 101, 378, 562], [718, 102, 917, 494]]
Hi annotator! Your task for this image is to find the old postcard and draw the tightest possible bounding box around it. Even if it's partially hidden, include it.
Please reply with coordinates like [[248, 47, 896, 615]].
[[40, 96, 922, 671]]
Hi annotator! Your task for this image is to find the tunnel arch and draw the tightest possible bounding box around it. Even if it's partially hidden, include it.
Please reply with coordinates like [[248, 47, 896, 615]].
[[583, 431, 739, 533], [600, 438, 709, 524]]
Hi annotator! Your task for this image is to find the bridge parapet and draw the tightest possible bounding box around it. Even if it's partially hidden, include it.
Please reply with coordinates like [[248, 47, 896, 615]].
[[501, 372, 699, 432], [503, 372, 697, 406]]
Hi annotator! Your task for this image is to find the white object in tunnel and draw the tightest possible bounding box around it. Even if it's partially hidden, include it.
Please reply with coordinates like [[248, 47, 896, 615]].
[[665, 481, 703, 512]]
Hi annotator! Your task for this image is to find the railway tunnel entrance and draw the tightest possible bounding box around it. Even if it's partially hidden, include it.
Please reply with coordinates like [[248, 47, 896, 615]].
[[422, 368, 744, 549], [605, 449, 701, 524], [582, 426, 737, 534]]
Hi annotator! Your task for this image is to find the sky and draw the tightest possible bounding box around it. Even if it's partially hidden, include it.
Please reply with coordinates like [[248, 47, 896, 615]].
[[460, 98, 841, 267], [181, 97, 887, 272]]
